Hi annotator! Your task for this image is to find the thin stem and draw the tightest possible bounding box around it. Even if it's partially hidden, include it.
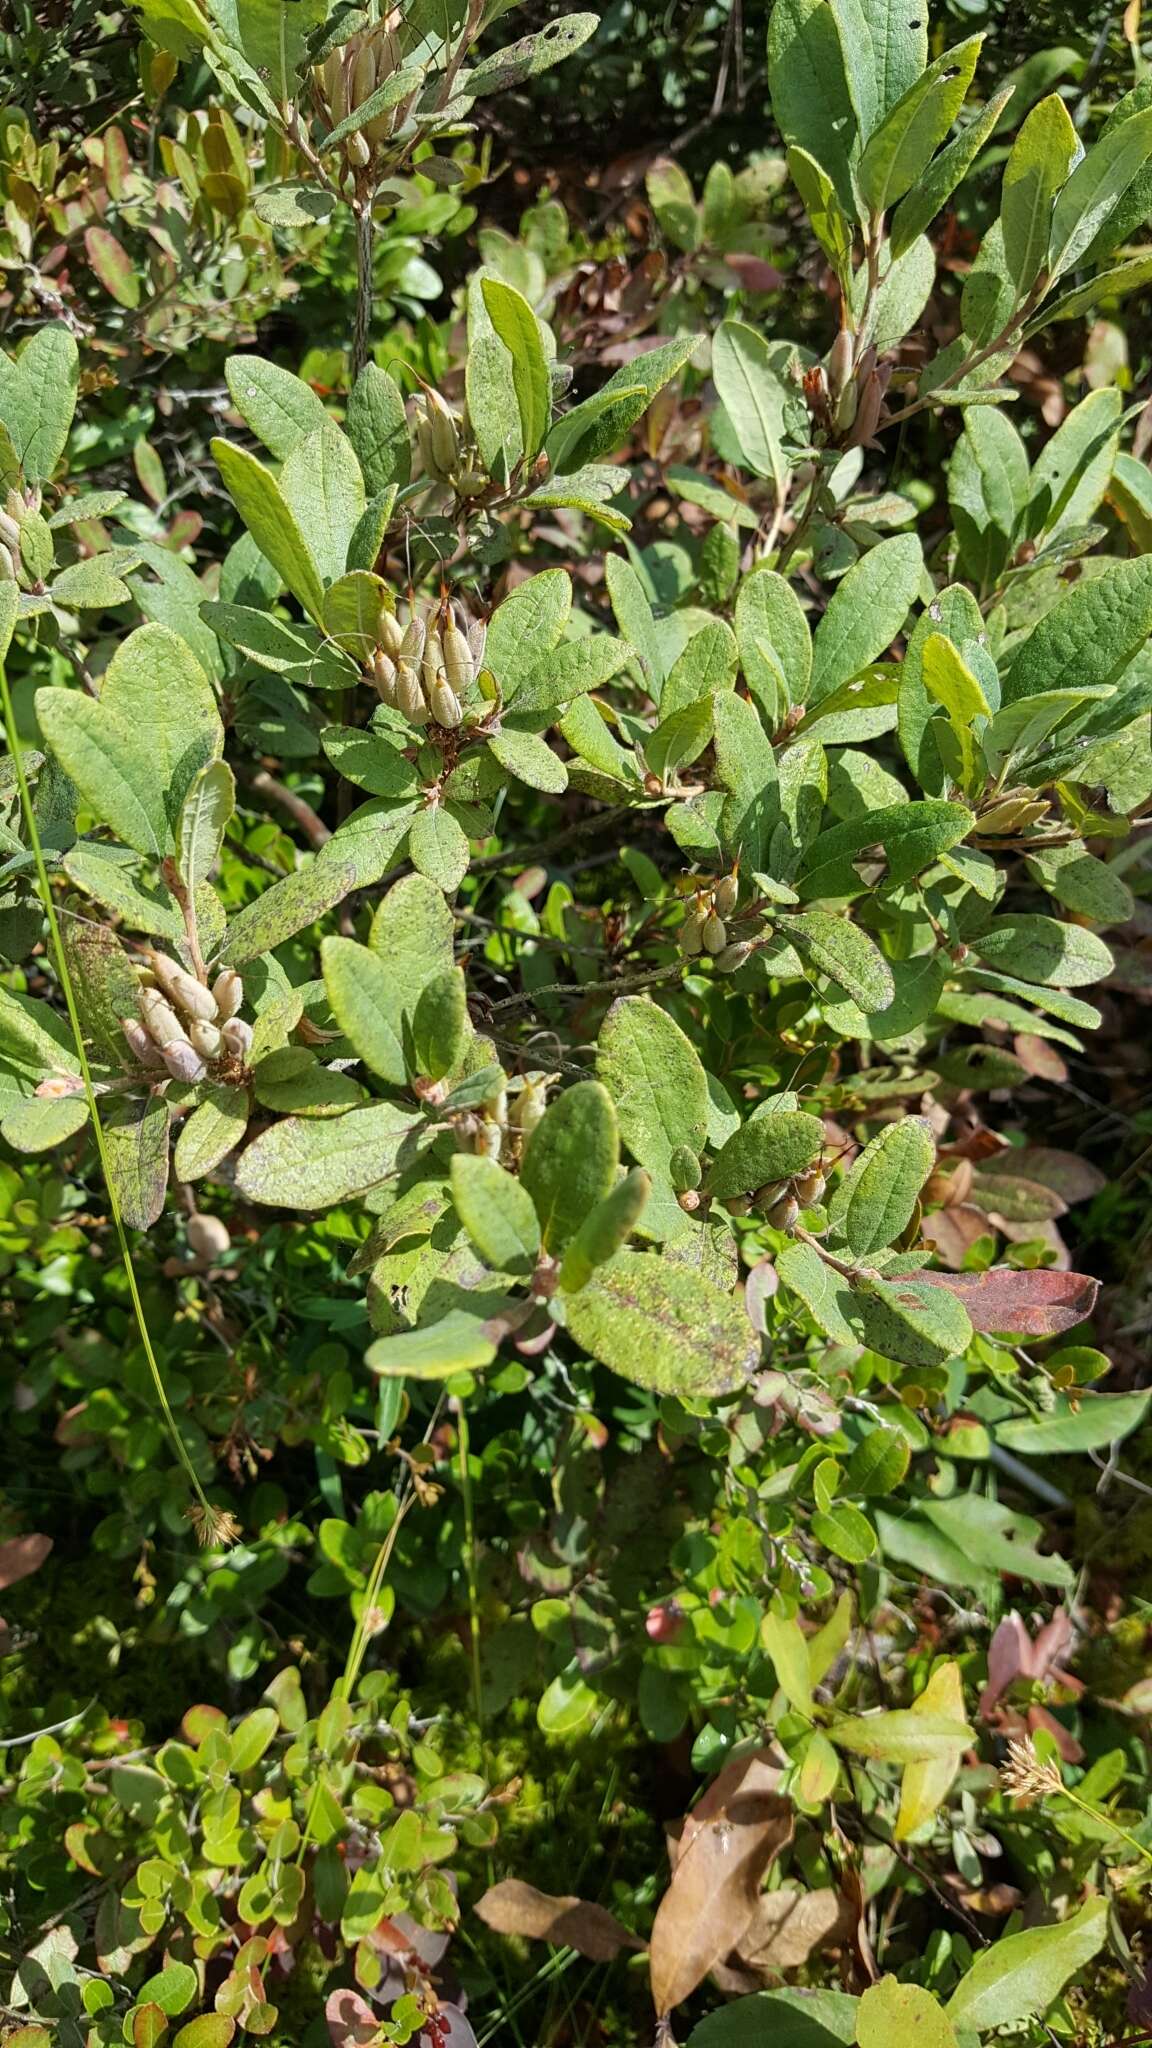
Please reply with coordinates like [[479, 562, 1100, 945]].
[[0, 609, 221, 1539], [456, 1397, 486, 1768], [485, 960, 683, 1019], [351, 196, 375, 382]]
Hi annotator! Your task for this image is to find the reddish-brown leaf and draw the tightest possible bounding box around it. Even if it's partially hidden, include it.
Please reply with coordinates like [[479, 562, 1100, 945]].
[[916, 1266, 1099, 1335], [977, 1146, 1104, 1206], [324, 1991, 379, 2048], [736, 1885, 853, 1973], [84, 224, 140, 308], [649, 1749, 793, 2016], [0, 1533, 52, 1590], [476, 1879, 644, 1962], [1013, 1034, 1069, 1083], [921, 1205, 993, 1269]]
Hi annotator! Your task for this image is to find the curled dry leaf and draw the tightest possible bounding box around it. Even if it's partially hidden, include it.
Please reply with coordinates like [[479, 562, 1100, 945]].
[[475, 1878, 645, 1962], [0, 1533, 53, 1590], [915, 1266, 1099, 1335], [649, 1748, 793, 2017], [921, 1204, 991, 1268]]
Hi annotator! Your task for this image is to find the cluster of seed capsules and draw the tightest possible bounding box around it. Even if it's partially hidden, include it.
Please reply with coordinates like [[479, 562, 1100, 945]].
[[678, 873, 754, 973], [121, 954, 251, 1084], [0, 485, 38, 583], [727, 1162, 828, 1232], [369, 597, 490, 732], [312, 20, 419, 164], [412, 389, 488, 497], [452, 1073, 550, 1163]]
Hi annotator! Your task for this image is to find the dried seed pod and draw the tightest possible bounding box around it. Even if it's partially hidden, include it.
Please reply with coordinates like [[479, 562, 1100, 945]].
[[765, 1192, 800, 1232], [442, 624, 473, 696], [221, 1017, 253, 1060], [395, 659, 428, 723], [677, 1188, 702, 1213], [713, 940, 753, 972], [793, 1168, 827, 1207], [679, 910, 706, 958], [189, 1019, 222, 1060], [163, 1040, 208, 1084], [376, 607, 404, 660], [139, 987, 190, 1050], [371, 648, 399, 705], [121, 1016, 166, 1069], [713, 873, 739, 919], [149, 953, 218, 1022], [701, 912, 728, 955], [188, 1213, 231, 1259], [430, 680, 463, 729], [211, 968, 244, 1020]]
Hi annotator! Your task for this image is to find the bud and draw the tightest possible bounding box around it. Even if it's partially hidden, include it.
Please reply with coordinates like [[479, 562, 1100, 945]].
[[455, 469, 488, 498], [395, 659, 428, 723], [793, 1168, 827, 1207], [163, 1041, 208, 1084], [478, 1117, 503, 1160], [713, 873, 739, 919], [765, 1192, 800, 1232], [121, 1016, 166, 1068], [701, 912, 728, 955], [484, 1084, 509, 1128], [430, 680, 463, 729], [149, 953, 218, 1022], [428, 393, 461, 477], [442, 624, 473, 696], [677, 1188, 701, 1213], [188, 1213, 231, 1259], [645, 1602, 684, 1644], [346, 130, 371, 168], [139, 987, 190, 1050], [509, 1077, 548, 1133], [211, 968, 244, 1020], [189, 1019, 222, 1060], [713, 940, 753, 972], [221, 1017, 253, 1060], [377, 606, 404, 660], [679, 910, 706, 958], [372, 648, 399, 706]]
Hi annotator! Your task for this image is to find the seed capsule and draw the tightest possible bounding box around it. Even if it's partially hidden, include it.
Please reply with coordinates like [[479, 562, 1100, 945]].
[[478, 1117, 503, 1160], [399, 613, 426, 664], [372, 648, 399, 706], [455, 469, 488, 498], [421, 629, 444, 697], [139, 988, 189, 1050], [442, 624, 473, 696], [322, 49, 347, 120], [679, 910, 706, 958], [713, 873, 739, 919], [188, 1214, 231, 1258], [377, 607, 404, 659], [121, 1016, 166, 1068], [0, 509, 20, 549], [765, 1192, 800, 1232], [430, 680, 463, 729], [351, 41, 376, 109], [793, 1168, 827, 1206], [827, 328, 854, 401], [163, 1041, 208, 1084], [0, 544, 14, 582], [713, 940, 753, 972], [509, 1077, 548, 1133], [221, 1017, 253, 1060], [754, 1180, 788, 1210], [346, 131, 371, 168], [428, 394, 461, 477], [395, 659, 428, 723], [189, 1019, 222, 1060], [701, 912, 728, 955], [149, 954, 218, 1022], [211, 969, 244, 1020]]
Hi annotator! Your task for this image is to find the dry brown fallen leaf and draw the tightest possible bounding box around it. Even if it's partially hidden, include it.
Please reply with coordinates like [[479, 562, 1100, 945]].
[[475, 1878, 645, 1963], [736, 1884, 854, 1974], [0, 1533, 52, 1591], [648, 1748, 793, 2017]]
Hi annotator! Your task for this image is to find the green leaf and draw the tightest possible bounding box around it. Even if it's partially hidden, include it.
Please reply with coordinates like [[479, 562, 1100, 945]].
[[789, 911, 894, 1012], [997, 1389, 1152, 1456], [201, 602, 357, 690], [761, 1610, 814, 1714], [279, 419, 365, 589], [828, 1708, 973, 1763], [1036, 249, 1152, 328], [857, 1981, 957, 2048], [229, 1705, 279, 1773], [847, 0, 929, 122], [461, 12, 599, 95], [0, 323, 78, 482], [174, 2023, 235, 2048], [686, 1987, 859, 2048], [846, 1425, 910, 1496], [848, 1274, 973, 1369], [536, 1663, 599, 1737], [597, 994, 710, 1175], [768, 0, 859, 214], [481, 278, 551, 460], [890, 86, 1013, 256], [236, 1103, 420, 1209], [895, 1659, 967, 1841], [711, 321, 788, 495], [972, 916, 1113, 988], [1003, 557, 1152, 705], [217, 860, 356, 968], [0, 1095, 89, 1154], [1002, 92, 1078, 292], [173, 1085, 250, 1183], [521, 1080, 618, 1253], [736, 566, 811, 720], [799, 799, 973, 898], [1048, 105, 1152, 280], [949, 406, 1029, 586], [945, 1898, 1107, 2031], [605, 553, 663, 696], [366, 1306, 502, 1380], [810, 1501, 877, 1564], [36, 687, 165, 859], [564, 1250, 759, 1395], [647, 158, 700, 249], [224, 353, 328, 460], [809, 537, 922, 704], [50, 554, 134, 610], [1029, 386, 1122, 541], [787, 146, 854, 280], [409, 804, 470, 891], [488, 727, 568, 792], [323, 65, 423, 146], [921, 633, 990, 791], [708, 1109, 825, 1198], [103, 1096, 170, 1231], [1025, 841, 1134, 923], [486, 569, 572, 694], [321, 937, 407, 1086], [412, 965, 468, 1080], [558, 1168, 651, 1292], [547, 336, 697, 471], [177, 759, 234, 892], [923, 1492, 1073, 1587], [136, 1963, 197, 2018], [858, 36, 982, 214], [829, 1118, 935, 1257], [513, 634, 630, 716], [346, 363, 411, 493], [212, 438, 326, 623], [451, 1153, 541, 1273]]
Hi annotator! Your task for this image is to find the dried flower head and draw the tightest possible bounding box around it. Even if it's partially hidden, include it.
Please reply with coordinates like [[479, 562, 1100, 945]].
[[187, 1502, 242, 1550], [999, 1737, 1063, 1806]]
